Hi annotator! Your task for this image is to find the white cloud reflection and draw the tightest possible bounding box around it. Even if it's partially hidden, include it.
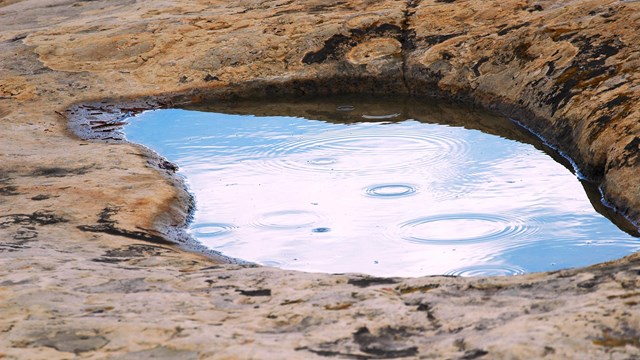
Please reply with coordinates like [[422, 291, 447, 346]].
[[125, 110, 639, 277]]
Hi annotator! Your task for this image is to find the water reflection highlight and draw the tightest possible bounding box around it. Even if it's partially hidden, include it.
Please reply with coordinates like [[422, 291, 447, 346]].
[[123, 97, 639, 277]]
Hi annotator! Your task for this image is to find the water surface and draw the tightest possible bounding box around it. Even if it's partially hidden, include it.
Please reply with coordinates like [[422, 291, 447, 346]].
[[124, 97, 639, 277]]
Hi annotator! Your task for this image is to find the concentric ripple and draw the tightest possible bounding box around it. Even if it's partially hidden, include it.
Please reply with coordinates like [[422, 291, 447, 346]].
[[254, 210, 320, 229], [306, 157, 337, 166], [258, 259, 286, 267], [190, 222, 236, 238], [364, 183, 418, 198], [254, 126, 470, 175], [124, 104, 640, 277], [444, 264, 527, 277], [399, 213, 539, 245], [361, 113, 401, 120]]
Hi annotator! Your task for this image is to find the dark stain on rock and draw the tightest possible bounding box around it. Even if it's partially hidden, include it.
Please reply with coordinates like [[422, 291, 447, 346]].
[[157, 159, 178, 172], [587, 94, 633, 143], [0, 185, 19, 196], [416, 302, 441, 329], [577, 278, 601, 290], [13, 228, 38, 240], [545, 36, 622, 115], [77, 224, 172, 244], [236, 289, 271, 297], [0, 210, 67, 228], [528, 4, 544, 12], [513, 42, 534, 62], [608, 136, 640, 170], [296, 347, 368, 359], [302, 24, 403, 65], [351, 23, 401, 38], [303, 34, 351, 64], [106, 244, 171, 258], [348, 277, 398, 287], [34, 331, 108, 354], [281, 299, 305, 305], [352, 326, 419, 358], [77, 206, 173, 245], [593, 327, 640, 348], [601, 94, 630, 110], [298, 326, 419, 359], [624, 137, 640, 153], [396, 283, 440, 294], [401, 1, 418, 80], [497, 22, 531, 36], [93, 207, 125, 226], [31, 194, 50, 201], [7, 34, 27, 43], [423, 32, 464, 46], [1, 226, 39, 252], [200, 265, 223, 271], [546, 61, 556, 76], [31, 166, 91, 177], [92, 257, 123, 264], [324, 302, 352, 310], [93, 244, 173, 263], [459, 348, 489, 359], [406, 66, 447, 93], [0, 279, 31, 286], [607, 292, 640, 300], [472, 56, 490, 77], [203, 74, 220, 82], [0, 170, 10, 182]]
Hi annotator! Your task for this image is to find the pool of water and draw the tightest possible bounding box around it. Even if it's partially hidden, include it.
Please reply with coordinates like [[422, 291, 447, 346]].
[[123, 96, 639, 277]]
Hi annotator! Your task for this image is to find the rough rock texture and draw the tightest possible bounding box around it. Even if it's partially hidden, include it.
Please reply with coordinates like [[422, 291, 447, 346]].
[[1, 0, 639, 358]]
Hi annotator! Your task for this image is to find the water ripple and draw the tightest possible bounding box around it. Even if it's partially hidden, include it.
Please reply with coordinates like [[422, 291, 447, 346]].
[[258, 259, 286, 267], [444, 264, 527, 277], [254, 210, 320, 229], [365, 183, 418, 198], [361, 113, 400, 120], [125, 108, 640, 277], [190, 222, 236, 238], [399, 213, 539, 245], [336, 105, 355, 111], [253, 127, 470, 175]]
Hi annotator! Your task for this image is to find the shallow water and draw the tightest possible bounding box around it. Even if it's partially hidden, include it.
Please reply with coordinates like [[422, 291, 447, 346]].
[[124, 97, 639, 277]]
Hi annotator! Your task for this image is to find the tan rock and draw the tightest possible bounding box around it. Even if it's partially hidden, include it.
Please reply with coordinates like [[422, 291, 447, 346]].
[[1, 0, 639, 358]]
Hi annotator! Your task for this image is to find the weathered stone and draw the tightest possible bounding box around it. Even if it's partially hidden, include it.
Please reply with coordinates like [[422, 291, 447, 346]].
[[0, 0, 639, 358]]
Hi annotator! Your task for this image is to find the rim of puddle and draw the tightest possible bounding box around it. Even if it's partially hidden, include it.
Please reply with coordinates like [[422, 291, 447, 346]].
[[68, 94, 640, 276]]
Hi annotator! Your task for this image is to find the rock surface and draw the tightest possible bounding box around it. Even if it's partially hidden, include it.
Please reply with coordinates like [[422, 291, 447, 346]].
[[0, 0, 639, 358]]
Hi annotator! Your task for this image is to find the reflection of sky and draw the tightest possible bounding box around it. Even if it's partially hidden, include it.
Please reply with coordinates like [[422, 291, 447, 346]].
[[125, 109, 639, 277]]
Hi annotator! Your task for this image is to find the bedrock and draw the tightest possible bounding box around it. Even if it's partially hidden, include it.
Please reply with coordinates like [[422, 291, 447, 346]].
[[0, 0, 639, 358]]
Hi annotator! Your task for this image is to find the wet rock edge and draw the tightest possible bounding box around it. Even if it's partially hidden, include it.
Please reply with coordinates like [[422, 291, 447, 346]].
[[66, 79, 640, 266]]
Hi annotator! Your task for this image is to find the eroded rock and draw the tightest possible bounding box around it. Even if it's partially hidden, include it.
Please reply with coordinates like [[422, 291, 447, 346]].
[[0, 0, 639, 358]]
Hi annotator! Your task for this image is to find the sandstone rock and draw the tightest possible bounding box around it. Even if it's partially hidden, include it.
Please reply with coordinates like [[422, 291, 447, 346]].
[[1, 0, 639, 358]]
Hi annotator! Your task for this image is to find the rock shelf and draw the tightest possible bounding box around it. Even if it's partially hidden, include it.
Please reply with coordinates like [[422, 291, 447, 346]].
[[1, 0, 639, 358]]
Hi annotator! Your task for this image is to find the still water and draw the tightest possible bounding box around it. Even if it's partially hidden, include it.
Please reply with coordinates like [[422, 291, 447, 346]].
[[124, 97, 639, 277]]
